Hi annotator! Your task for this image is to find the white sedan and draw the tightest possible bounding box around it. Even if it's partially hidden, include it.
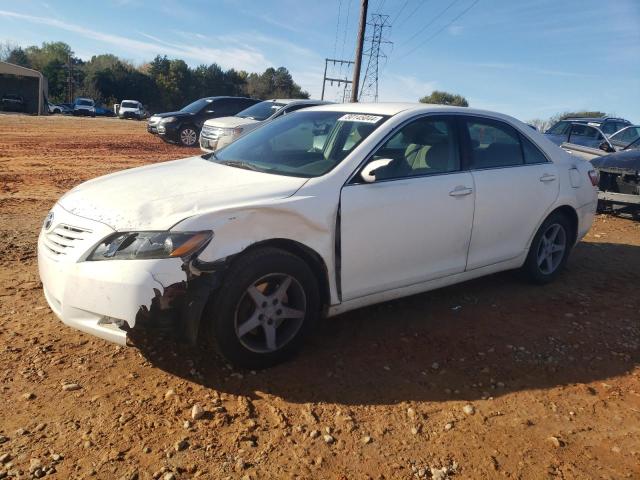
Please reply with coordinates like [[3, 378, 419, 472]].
[[38, 103, 598, 368]]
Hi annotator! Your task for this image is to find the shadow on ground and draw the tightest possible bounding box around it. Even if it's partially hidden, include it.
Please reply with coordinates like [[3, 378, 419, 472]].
[[133, 241, 640, 405]]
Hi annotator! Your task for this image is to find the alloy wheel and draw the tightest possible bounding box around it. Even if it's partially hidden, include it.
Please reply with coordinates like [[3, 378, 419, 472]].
[[536, 223, 566, 275], [234, 273, 307, 353], [181, 128, 197, 146]]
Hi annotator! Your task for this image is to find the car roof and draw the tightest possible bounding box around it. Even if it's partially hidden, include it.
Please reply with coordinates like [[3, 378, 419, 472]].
[[563, 116, 630, 123], [121, 99, 140, 103], [306, 102, 518, 120]]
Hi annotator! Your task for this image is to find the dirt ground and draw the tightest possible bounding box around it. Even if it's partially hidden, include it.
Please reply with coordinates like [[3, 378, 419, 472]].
[[0, 114, 639, 480]]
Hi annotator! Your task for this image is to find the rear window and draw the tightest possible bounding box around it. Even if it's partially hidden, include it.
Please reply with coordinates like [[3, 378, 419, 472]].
[[121, 101, 138, 108], [76, 99, 93, 106]]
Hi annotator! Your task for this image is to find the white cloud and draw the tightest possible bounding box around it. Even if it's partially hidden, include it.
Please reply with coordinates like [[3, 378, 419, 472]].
[[0, 9, 270, 71], [378, 74, 437, 102]]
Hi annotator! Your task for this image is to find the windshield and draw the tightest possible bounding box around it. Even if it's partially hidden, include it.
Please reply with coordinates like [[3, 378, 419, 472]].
[[546, 120, 570, 135], [121, 101, 138, 108], [76, 99, 93, 106], [206, 111, 388, 178], [236, 101, 286, 121], [610, 126, 640, 149], [180, 98, 212, 114]]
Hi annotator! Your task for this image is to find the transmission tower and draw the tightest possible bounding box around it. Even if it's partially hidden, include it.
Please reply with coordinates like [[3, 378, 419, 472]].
[[359, 13, 392, 102]]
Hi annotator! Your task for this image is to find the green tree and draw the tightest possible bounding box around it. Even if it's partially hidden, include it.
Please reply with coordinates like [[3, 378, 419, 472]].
[[419, 90, 469, 107]]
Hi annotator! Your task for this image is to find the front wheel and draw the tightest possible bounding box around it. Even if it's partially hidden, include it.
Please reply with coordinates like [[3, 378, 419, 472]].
[[179, 126, 198, 147], [204, 248, 320, 369], [522, 212, 572, 284]]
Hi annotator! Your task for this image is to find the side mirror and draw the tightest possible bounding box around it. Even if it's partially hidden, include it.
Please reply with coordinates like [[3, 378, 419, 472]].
[[598, 141, 614, 153], [360, 158, 393, 183]]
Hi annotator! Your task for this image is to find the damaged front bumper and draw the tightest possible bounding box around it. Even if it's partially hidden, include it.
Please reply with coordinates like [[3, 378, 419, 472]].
[[37, 205, 219, 346]]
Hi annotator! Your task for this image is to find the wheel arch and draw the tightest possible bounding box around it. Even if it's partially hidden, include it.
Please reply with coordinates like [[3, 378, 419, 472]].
[[235, 238, 331, 312], [549, 205, 579, 246]]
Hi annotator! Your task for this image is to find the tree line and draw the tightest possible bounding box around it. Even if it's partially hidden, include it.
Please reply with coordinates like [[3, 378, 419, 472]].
[[0, 41, 309, 112]]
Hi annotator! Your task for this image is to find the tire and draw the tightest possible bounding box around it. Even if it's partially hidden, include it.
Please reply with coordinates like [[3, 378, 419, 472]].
[[522, 212, 572, 284], [204, 247, 320, 369], [179, 126, 198, 147]]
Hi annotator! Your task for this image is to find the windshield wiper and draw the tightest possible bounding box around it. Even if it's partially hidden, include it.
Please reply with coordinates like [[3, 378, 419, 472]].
[[218, 160, 262, 172]]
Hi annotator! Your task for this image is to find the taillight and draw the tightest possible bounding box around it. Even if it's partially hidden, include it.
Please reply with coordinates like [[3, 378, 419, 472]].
[[588, 169, 599, 187]]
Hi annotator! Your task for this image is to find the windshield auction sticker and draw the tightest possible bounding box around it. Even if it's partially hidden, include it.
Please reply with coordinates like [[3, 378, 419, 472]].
[[338, 114, 383, 123]]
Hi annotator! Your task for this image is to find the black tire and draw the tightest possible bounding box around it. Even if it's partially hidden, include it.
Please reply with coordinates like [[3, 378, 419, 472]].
[[204, 247, 320, 369], [522, 212, 572, 284], [178, 126, 198, 147]]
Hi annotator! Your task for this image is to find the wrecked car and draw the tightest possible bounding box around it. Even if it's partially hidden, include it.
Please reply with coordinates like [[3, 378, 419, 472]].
[[590, 138, 640, 217], [38, 103, 598, 368]]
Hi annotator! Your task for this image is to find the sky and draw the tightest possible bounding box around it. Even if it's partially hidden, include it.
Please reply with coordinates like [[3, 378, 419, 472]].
[[1, 0, 639, 123]]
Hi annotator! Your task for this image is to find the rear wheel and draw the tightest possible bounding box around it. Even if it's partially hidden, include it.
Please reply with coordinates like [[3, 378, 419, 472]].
[[204, 247, 320, 369], [523, 212, 572, 284], [179, 126, 198, 146]]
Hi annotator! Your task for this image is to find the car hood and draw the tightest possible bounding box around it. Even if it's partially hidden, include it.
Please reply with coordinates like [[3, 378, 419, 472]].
[[58, 156, 308, 230], [591, 149, 640, 171], [204, 116, 259, 129]]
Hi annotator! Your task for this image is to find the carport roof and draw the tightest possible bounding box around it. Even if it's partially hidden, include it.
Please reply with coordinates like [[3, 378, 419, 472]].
[[0, 61, 43, 78]]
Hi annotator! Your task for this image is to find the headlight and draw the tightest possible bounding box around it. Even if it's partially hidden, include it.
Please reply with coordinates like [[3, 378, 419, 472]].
[[86, 231, 212, 261], [161, 116, 177, 123]]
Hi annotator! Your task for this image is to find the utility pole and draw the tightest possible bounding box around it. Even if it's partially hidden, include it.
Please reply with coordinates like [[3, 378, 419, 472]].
[[320, 58, 354, 101], [350, 0, 368, 103]]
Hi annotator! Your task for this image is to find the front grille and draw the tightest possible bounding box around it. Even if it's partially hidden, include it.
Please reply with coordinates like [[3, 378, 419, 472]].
[[42, 224, 92, 257]]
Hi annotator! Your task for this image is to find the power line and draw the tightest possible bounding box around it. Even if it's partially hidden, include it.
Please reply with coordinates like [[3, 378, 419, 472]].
[[359, 13, 392, 102], [391, 0, 409, 23], [395, 0, 479, 61], [332, 0, 343, 58], [398, 0, 460, 47], [395, 0, 429, 28]]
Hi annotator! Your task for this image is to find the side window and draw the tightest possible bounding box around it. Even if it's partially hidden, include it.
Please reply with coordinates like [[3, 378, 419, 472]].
[[568, 124, 604, 147], [211, 99, 232, 115], [369, 117, 460, 181], [521, 135, 548, 164], [466, 118, 523, 169]]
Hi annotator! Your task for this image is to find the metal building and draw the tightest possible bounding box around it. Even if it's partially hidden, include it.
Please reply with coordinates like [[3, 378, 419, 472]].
[[0, 61, 49, 115]]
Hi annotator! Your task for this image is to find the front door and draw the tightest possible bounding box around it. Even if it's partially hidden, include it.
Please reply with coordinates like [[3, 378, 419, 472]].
[[339, 116, 475, 301]]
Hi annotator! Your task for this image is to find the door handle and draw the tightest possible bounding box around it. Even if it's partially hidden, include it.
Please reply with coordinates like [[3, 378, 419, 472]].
[[449, 186, 473, 197], [540, 173, 557, 182]]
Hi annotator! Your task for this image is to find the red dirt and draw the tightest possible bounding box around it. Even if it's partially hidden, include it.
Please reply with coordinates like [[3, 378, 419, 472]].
[[0, 114, 639, 479]]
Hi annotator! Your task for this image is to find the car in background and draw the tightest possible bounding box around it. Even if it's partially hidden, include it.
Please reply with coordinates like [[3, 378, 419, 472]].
[[95, 105, 115, 117], [591, 136, 640, 218], [560, 124, 640, 161], [118, 100, 148, 120], [1, 93, 26, 112], [545, 117, 631, 146], [199, 99, 332, 152], [147, 96, 260, 147], [73, 98, 96, 117], [49, 103, 73, 114], [38, 103, 597, 368]]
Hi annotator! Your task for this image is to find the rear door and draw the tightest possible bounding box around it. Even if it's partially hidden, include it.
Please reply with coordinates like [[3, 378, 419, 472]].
[[463, 116, 560, 270], [562, 124, 610, 160]]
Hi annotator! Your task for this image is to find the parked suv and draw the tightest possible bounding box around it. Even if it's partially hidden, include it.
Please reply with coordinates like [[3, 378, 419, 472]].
[[545, 117, 631, 146], [118, 100, 147, 120], [199, 99, 332, 152], [147, 96, 260, 147], [73, 98, 96, 117]]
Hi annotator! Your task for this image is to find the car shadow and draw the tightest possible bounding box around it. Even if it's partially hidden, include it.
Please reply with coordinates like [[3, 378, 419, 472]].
[[133, 241, 639, 405]]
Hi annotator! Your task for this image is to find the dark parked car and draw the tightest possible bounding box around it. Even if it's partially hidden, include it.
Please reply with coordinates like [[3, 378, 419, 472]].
[[545, 116, 631, 146], [95, 105, 115, 117], [1, 94, 26, 112], [147, 96, 261, 147]]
